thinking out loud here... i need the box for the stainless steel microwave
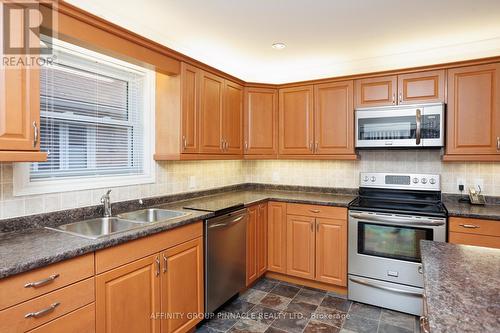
[355,103,444,148]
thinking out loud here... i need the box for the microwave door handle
[416,109,422,145]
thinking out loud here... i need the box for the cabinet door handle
[25,302,60,318]
[309,142,313,152]
[315,142,319,153]
[182,136,187,149]
[155,256,160,277]
[392,93,396,105]
[24,273,59,288]
[33,121,39,148]
[244,141,248,151]
[163,254,168,273]
[220,139,224,151]
[497,137,500,151]
[459,224,479,229]
[398,92,402,103]
[309,209,320,213]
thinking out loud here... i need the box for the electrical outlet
[272,171,280,182]
[188,176,197,190]
[457,178,465,191]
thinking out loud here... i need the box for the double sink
[47,208,191,239]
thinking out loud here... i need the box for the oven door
[355,103,444,148]
[348,210,446,287]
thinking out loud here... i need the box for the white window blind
[31,39,149,181]
[13,38,155,196]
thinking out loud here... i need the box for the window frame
[13,39,156,196]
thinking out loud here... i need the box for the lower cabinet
[96,234,204,333]
[267,202,287,273]
[449,217,500,249]
[27,303,95,333]
[281,203,348,287]
[247,203,268,286]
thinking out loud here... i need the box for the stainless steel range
[348,173,447,316]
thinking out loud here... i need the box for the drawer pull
[25,302,60,318]
[459,224,479,229]
[24,274,60,288]
[309,209,320,213]
[419,316,430,333]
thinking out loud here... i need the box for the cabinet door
[0,64,39,151]
[279,86,314,155]
[446,63,500,156]
[244,88,278,155]
[161,238,204,333]
[397,70,445,105]
[199,71,224,153]
[314,81,354,155]
[354,75,397,108]
[257,203,268,277]
[223,80,243,154]
[246,205,258,286]
[96,254,160,333]
[267,202,287,273]
[180,63,199,153]
[315,217,347,286]
[286,215,315,280]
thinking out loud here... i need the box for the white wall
[1,151,499,219]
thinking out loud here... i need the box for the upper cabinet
[279,81,356,158]
[244,87,278,156]
[279,86,314,155]
[199,71,225,154]
[444,63,500,161]
[354,70,445,108]
[0,63,46,161]
[223,80,244,154]
[180,63,200,153]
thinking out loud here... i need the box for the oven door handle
[349,212,445,226]
[349,277,423,297]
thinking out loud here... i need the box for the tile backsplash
[1,150,499,219]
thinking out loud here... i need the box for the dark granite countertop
[421,240,500,333]
[443,195,500,221]
[0,188,355,279]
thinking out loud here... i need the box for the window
[14,38,155,195]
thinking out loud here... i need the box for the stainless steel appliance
[348,173,447,315]
[184,201,247,314]
[355,103,444,148]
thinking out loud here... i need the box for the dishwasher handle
[208,215,246,229]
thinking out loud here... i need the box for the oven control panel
[360,172,440,191]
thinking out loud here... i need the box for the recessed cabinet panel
[314,81,354,154]
[446,63,500,156]
[199,72,224,153]
[398,70,445,104]
[355,76,397,108]
[244,88,277,155]
[279,86,314,155]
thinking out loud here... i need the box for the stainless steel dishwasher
[204,208,247,313]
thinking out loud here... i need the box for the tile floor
[197,278,420,333]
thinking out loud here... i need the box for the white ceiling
[66,0,500,84]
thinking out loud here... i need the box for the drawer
[95,221,202,273]
[0,277,94,333]
[0,253,94,310]
[27,303,95,333]
[449,217,500,237]
[449,232,500,249]
[287,203,347,219]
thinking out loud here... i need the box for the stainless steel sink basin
[46,217,143,239]
[117,208,190,224]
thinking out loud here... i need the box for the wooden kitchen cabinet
[279,86,314,155]
[199,71,225,154]
[314,81,355,155]
[96,254,161,333]
[286,215,316,280]
[247,203,268,285]
[267,202,287,273]
[223,80,244,154]
[444,63,500,161]
[355,75,397,108]
[161,238,204,333]
[257,203,268,277]
[397,70,445,105]
[246,205,258,285]
[315,217,347,286]
[244,87,278,156]
[180,63,200,153]
[26,303,95,333]
[449,217,500,249]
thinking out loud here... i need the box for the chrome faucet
[101,190,112,217]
